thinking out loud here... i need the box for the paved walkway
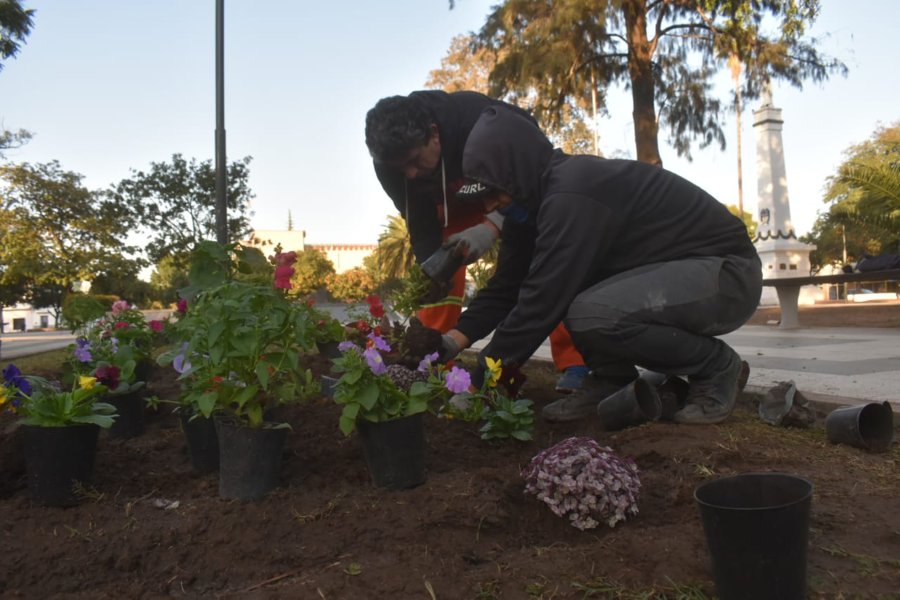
[472,325,899,410]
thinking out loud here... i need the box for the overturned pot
[596,378,661,431]
[825,401,894,453]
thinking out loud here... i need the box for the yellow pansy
[79,375,98,390]
[0,384,8,407]
[485,357,502,388]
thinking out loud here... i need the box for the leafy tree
[0,161,139,320]
[470,0,846,165]
[427,34,597,154]
[0,128,32,158]
[89,270,153,308]
[326,268,377,303]
[109,153,254,265]
[371,214,415,281]
[803,123,900,268]
[0,0,34,72]
[149,254,190,306]
[290,248,335,297]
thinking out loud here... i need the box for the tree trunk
[623,0,662,167]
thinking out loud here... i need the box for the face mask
[498,201,529,224]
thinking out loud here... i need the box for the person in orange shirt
[365,91,588,392]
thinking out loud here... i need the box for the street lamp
[215,0,228,245]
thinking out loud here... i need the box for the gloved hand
[438,333,462,363]
[443,222,499,265]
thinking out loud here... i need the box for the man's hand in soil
[443,213,502,265]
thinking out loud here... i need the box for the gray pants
[564,254,762,380]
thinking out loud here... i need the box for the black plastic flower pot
[180,411,219,474]
[357,413,426,490]
[824,401,894,453]
[216,418,288,501]
[596,378,661,431]
[694,472,813,600]
[22,424,100,507]
[107,392,145,439]
[320,375,339,399]
[316,341,342,359]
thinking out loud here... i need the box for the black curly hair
[365,95,434,164]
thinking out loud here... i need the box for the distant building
[1,304,58,332]
[245,229,376,274]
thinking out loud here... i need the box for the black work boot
[542,375,633,422]
[673,347,743,425]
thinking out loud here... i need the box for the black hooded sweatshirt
[372,90,536,261]
[455,106,758,367]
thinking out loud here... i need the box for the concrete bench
[762,269,900,329]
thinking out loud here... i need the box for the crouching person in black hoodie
[440,106,762,425]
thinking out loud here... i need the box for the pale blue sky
[1,1,897,247]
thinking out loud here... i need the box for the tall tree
[0,161,140,320]
[804,123,900,267]
[371,214,415,281]
[471,0,846,165]
[109,153,254,265]
[290,248,335,297]
[0,0,34,72]
[427,34,598,154]
[149,254,190,306]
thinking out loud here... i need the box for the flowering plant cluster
[158,242,320,428]
[1,364,116,428]
[66,302,152,396]
[440,357,534,441]
[522,437,640,531]
[331,333,430,435]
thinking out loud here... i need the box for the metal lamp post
[215,0,227,245]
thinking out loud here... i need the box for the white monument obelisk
[752,85,816,307]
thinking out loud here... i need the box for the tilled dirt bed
[1,353,897,599]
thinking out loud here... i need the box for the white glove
[444,222,499,264]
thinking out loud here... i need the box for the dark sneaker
[673,349,743,425]
[554,365,590,393]
[737,360,750,391]
[542,376,630,422]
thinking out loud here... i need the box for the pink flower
[149,320,164,332]
[176,298,188,314]
[274,265,294,289]
[114,321,129,330]
[111,300,130,316]
[273,251,297,267]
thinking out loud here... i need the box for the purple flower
[76,337,90,349]
[417,352,439,373]
[2,363,32,397]
[444,366,471,394]
[363,347,387,375]
[366,332,391,353]
[173,343,192,374]
[74,345,93,363]
[338,341,360,354]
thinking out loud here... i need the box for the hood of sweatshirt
[461,106,555,213]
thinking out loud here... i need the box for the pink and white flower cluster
[522,436,640,530]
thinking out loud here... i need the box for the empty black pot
[695,472,813,600]
[357,413,426,490]
[596,378,661,431]
[824,402,894,453]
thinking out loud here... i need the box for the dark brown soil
[0,304,898,598]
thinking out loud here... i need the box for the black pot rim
[694,471,813,511]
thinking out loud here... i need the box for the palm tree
[373,215,415,281]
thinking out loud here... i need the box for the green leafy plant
[334,332,431,435]
[2,364,116,428]
[158,242,320,428]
